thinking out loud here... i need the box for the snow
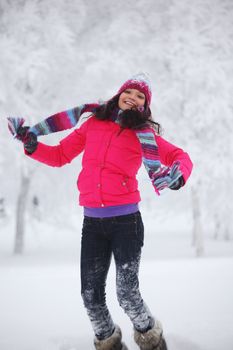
[1,216,233,350]
[1,254,233,350]
[0,0,233,349]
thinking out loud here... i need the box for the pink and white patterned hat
[117,72,152,107]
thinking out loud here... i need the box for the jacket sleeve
[155,134,193,183]
[25,118,91,167]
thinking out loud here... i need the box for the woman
[9,73,193,350]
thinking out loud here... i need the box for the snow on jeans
[80,211,154,340]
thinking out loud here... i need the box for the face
[118,88,146,111]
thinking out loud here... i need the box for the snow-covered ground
[1,216,233,350]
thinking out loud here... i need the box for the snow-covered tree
[0,0,78,253]
[0,0,232,256]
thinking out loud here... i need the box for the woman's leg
[80,216,115,340]
[111,212,167,350]
[111,212,155,332]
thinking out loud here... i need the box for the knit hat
[117,72,152,107]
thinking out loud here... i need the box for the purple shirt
[84,203,139,218]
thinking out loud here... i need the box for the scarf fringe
[7,117,25,138]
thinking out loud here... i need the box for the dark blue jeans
[80,211,154,340]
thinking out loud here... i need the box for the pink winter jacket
[26,116,193,207]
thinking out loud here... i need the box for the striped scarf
[7,103,182,195]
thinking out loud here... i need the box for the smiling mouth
[124,100,137,108]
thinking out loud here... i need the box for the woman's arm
[25,118,91,167]
[155,135,193,184]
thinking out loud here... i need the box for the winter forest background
[0,0,233,350]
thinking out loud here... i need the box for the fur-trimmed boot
[134,320,168,350]
[94,325,128,350]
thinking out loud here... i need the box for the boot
[134,320,168,350]
[94,325,128,350]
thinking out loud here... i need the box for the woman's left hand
[153,162,183,191]
[169,175,184,190]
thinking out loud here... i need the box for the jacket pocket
[122,176,138,193]
[101,174,138,195]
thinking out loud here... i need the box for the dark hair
[94,94,162,134]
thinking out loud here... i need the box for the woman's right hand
[16,126,30,142]
[17,126,38,154]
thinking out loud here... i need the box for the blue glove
[24,132,38,154]
[153,162,183,191]
[7,117,38,154]
[16,125,38,154]
[169,175,184,190]
[16,125,30,142]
